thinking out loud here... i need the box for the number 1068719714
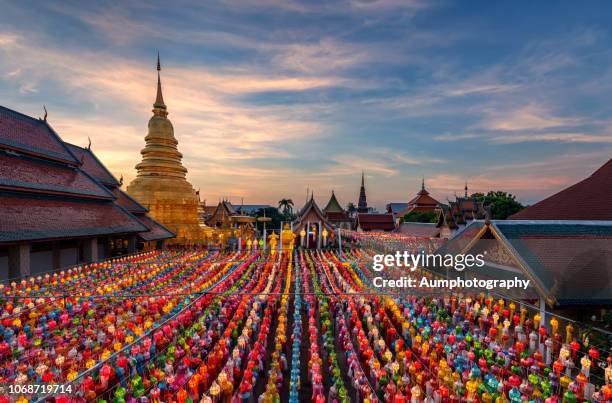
[5,384,74,396]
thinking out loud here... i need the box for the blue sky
[1,0,612,210]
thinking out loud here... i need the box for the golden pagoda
[127,55,205,245]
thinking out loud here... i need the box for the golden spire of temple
[126,54,204,245]
[153,52,167,116]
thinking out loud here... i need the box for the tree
[400,210,438,223]
[346,202,357,217]
[471,191,524,220]
[278,198,295,220]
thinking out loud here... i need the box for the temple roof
[295,195,334,230]
[398,222,440,237]
[433,220,612,306]
[510,159,612,220]
[0,104,166,245]
[0,105,79,164]
[357,213,395,231]
[112,188,148,214]
[0,193,147,244]
[323,191,344,213]
[137,214,175,241]
[358,172,368,212]
[0,152,114,199]
[326,211,350,221]
[64,142,120,187]
[407,180,440,207]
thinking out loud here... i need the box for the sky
[1,0,612,211]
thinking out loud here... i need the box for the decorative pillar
[317,221,322,249]
[306,221,310,249]
[539,298,546,332]
[263,225,267,251]
[83,238,98,263]
[8,244,30,279]
[338,228,342,254]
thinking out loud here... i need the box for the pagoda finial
[464,181,468,198]
[421,176,425,191]
[153,52,167,115]
[361,171,365,187]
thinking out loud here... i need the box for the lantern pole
[279,221,283,254]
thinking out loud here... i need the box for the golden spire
[153,52,167,116]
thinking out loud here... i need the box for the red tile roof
[398,222,440,237]
[326,211,350,221]
[64,143,119,186]
[357,213,396,231]
[0,153,113,199]
[510,159,612,220]
[137,214,175,241]
[0,106,78,164]
[0,194,147,244]
[112,188,148,213]
[407,187,440,206]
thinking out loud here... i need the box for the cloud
[481,104,581,131]
[491,132,612,144]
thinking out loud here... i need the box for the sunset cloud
[1,1,611,208]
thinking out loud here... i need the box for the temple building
[127,56,205,245]
[293,194,335,248]
[356,213,396,232]
[323,191,352,229]
[436,184,488,239]
[0,105,173,279]
[357,172,369,213]
[431,219,612,319]
[394,178,441,221]
[205,200,256,248]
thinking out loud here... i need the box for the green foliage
[277,198,295,219]
[470,191,524,220]
[346,202,357,217]
[400,210,438,223]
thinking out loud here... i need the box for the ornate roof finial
[361,170,365,187]
[421,176,425,191]
[464,180,468,198]
[43,105,48,121]
[87,136,91,150]
[153,52,167,115]
[119,174,123,187]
